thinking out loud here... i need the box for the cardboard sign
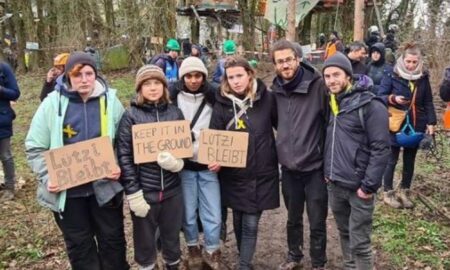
[197,129,249,168]
[44,136,118,191]
[132,120,193,164]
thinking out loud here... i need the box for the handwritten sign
[44,136,117,191]
[197,129,249,168]
[132,120,193,164]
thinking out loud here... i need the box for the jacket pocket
[354,147,370,179]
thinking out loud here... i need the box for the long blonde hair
[220,56,256,100]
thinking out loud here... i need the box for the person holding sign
[116,65,186,270]
[25,52,129,270]
[169,56,223,269]
[209,56,279,270]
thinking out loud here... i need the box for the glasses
[275,56,296,66]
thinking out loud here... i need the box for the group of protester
[0,33,438,270]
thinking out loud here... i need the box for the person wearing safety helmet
[212,39,237,88]
[150,38,181,85]
[365,25,382,48]
[40,53,69,101]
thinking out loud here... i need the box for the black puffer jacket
[324,76,390,194]
[210,79,279,213]
[117,99,184,203]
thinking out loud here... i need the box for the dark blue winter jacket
[0,62,20,139]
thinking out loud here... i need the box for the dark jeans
[328,183,375,270]
[281,169,328,267]
[0,138,15,190]
[54,195,129,270]
[383,146,418,191]
[232,210,262,270]
[132,192,183,267]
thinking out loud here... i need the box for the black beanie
[322,52,353,76]
[64,51,97,83]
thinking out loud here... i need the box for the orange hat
[53,53,70,67]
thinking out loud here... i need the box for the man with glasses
[270,40,329,270]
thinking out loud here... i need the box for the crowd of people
[0,31,445,270]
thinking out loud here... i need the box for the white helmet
[369,25,379,33]
[388,24,399,32]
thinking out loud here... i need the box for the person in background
[378,43,437,209]
[190,44,208,66]
[40,53,70,101]
[365,25,382,49]
[271,40,328,270]
[324,31,345,60]
[169,57,222,269]
[210,56,279,270]
[25,52,129,270]
[150,39,181,86]
[440,66,450,102]
[323,52,390,270]
[367,42,393,94]
[117,65,186,270]
[347,41,368,75]
[212,39,237,88]
[0,61,20,201]
[318,33,327,50]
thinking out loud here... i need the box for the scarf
[276,67,304,92]
[394,55,423,81]
[224,79,257,129]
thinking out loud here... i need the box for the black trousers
[281,169,328,267]
[132,192,183,267]
[383,146,418,191]
[54,194,129,270]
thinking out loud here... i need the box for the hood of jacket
[369,42,386,66]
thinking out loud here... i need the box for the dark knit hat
[179,56,208,79]
[135,65,167,91]
[322,52,353,76]
[64,51,97,83]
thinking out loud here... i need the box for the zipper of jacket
[156,104,164,202]
[330,114,337,180]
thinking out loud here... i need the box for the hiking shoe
[203,249,222,270]
[187,245,203,269]
[279,261,300,270]
[383,190,401,209]
[397,189,414,209]
[0,190,14,201]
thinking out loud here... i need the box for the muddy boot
[187,245,203,269]
[383,190,402,209]
[397,189,414,209]
[203,249,223,270]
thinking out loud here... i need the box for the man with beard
[322,52,390,269]
[270,40,329,270]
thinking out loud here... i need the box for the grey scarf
[394,55,423,81]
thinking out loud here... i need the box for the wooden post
[286,0,296,41]
[353,0,365,41]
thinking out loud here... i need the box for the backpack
[147,53,165,65]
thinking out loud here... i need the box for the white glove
[126,190,150,218]
[157,151,184,172]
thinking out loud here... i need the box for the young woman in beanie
[169,56,222,269]
[116,65,186,270]
[25,51,130,270]
[378,43,437,209]
[209,56,279,270]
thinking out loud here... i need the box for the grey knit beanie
[64,51,97,84]
[179,56,208,79]
[322,52,353,76]
[135,65,167,91]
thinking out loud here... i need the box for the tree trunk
[239,0,257,51]
[286,0,296,41]
[354,0,365,41]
